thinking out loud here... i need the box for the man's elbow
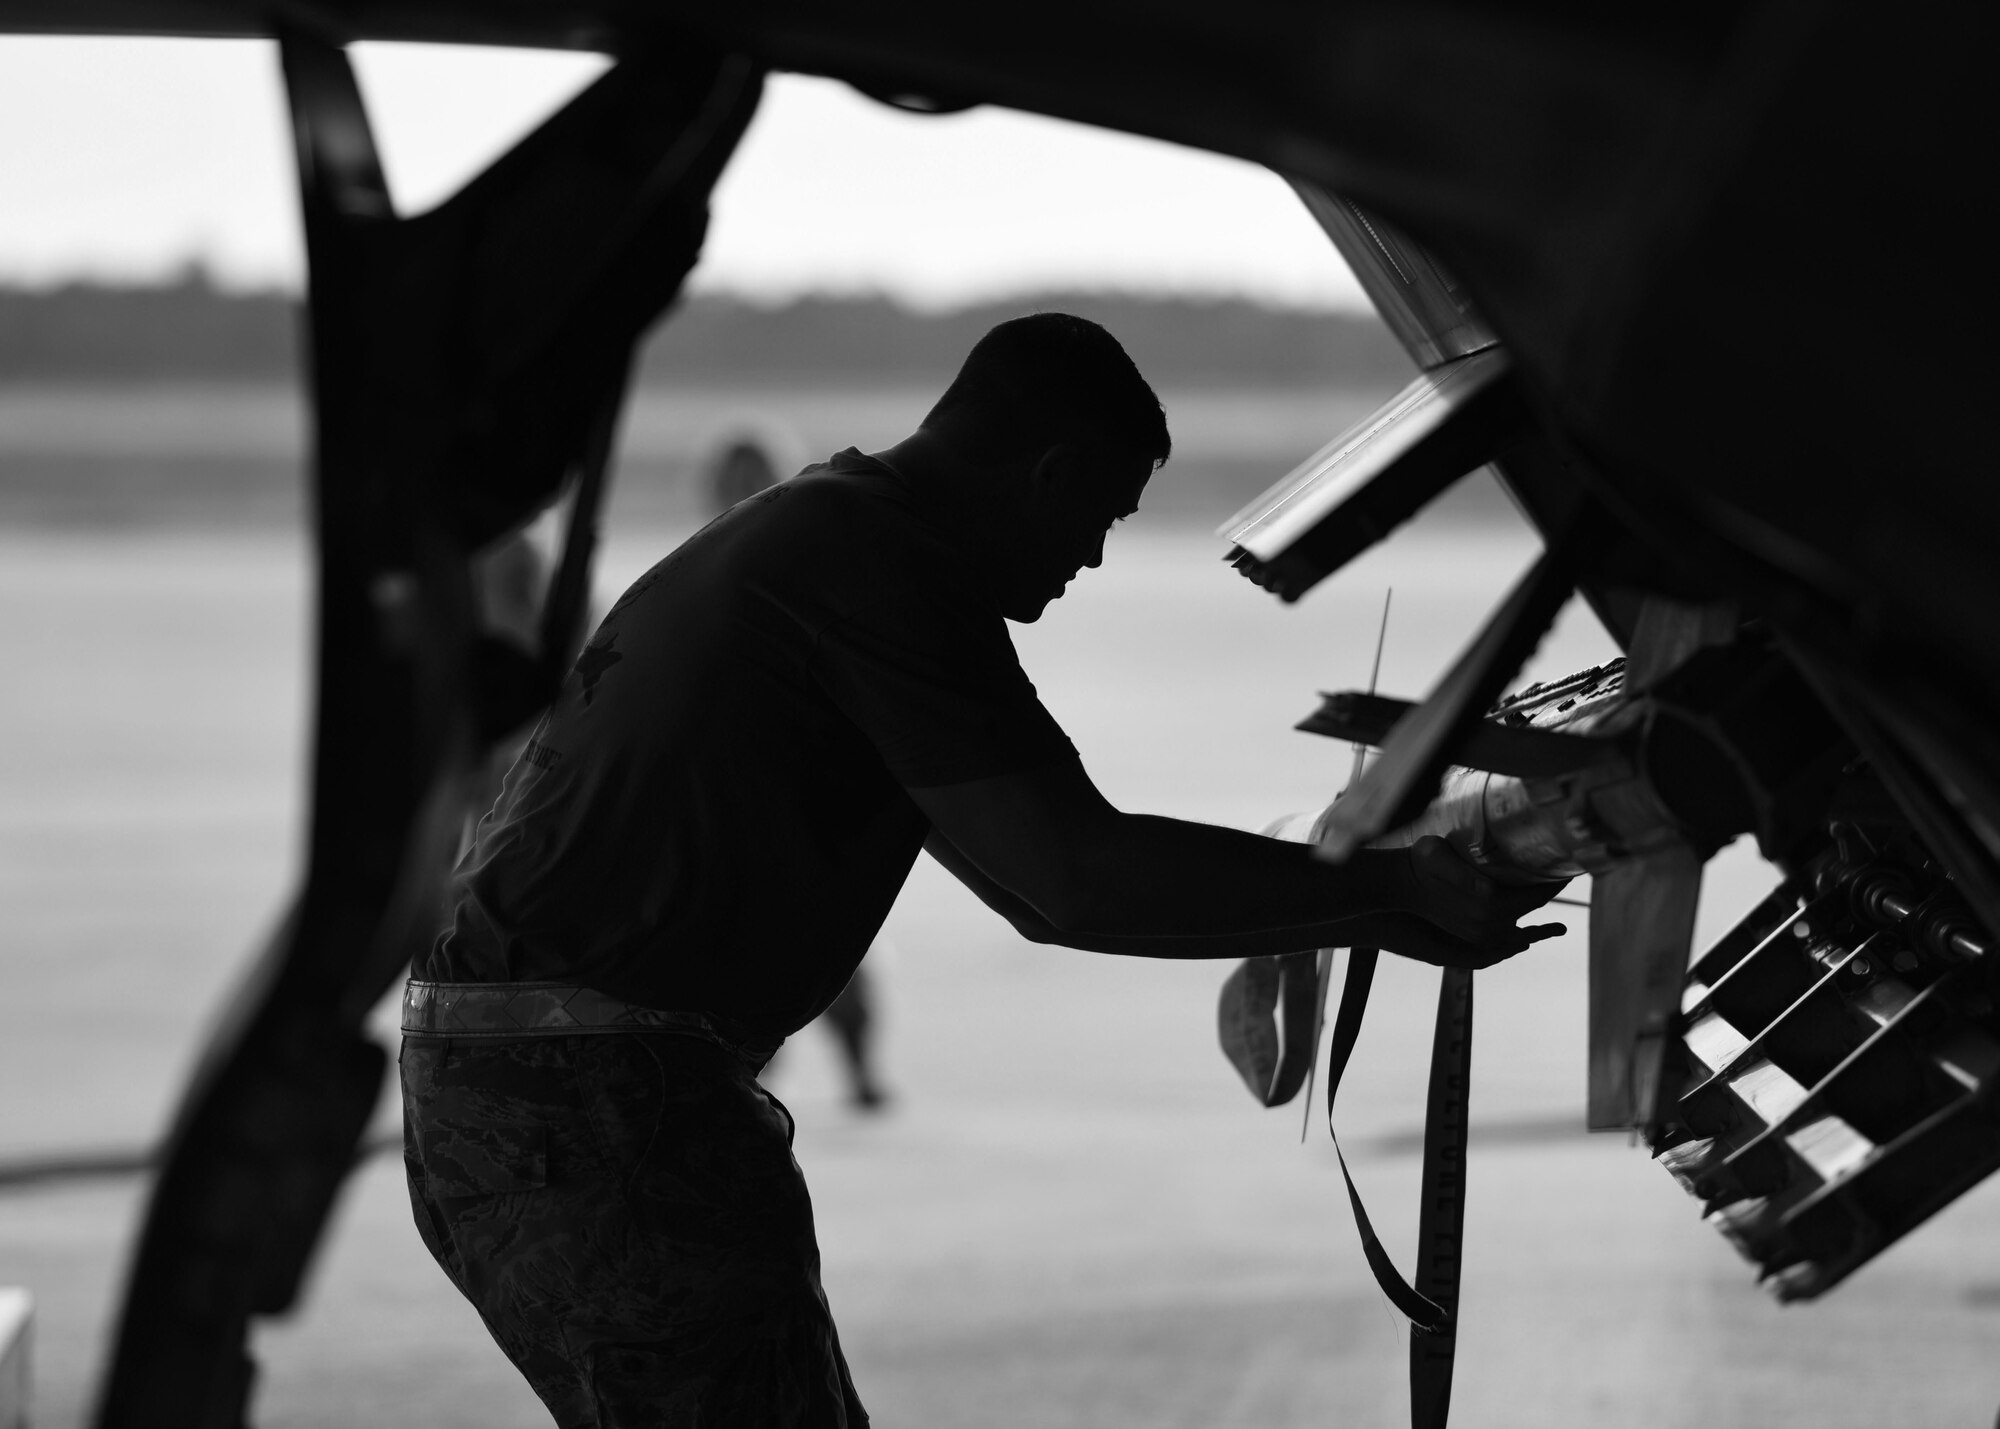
[1007,912,1062,946]
[1021,875,1114,940]
[965,815,1126,938]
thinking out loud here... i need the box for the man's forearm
[926,822,1555,968]
[933,807,1402,942]
[926,825,1380,958]
[1032,918,1395,960]
[914,761,1563,966]
[1051,812,1401,939]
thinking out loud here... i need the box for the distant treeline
[0,276,298,382]
[0,273,1410,388]
[650,292,1412,388]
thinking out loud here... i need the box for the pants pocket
[402,1037,559,1197]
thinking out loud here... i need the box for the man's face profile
[996,444,1150,623]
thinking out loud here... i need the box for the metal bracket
[1316,545,1578,861]
[1220,345,1524,602]
[1285,180,1496,372]
[1297,690,1626,779]
[1588,842,1704,1129]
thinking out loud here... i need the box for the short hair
[923,313,1171,470]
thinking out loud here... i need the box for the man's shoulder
[737,455,935,568]
[771,451,906,518]
[635,451,974,636]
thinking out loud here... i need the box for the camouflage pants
[401,1031,868,1427]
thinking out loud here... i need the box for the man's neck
[867,430,1012,582]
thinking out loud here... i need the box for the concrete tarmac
[4,515,1998,1426]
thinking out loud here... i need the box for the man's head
[915,313,1171,622]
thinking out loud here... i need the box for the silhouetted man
[702,432,893,1112]
[400,313,1561,1427]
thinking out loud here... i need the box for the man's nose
[1084,533,1106,569]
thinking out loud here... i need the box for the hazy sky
[0,36,1369,309]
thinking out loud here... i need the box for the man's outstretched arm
[921,827,1515,966]
[909,757,1565,969]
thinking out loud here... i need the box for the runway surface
[4,512,1997,1427]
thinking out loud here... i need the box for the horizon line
[0,263,1379,317]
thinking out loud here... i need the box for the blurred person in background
[400,313,1564,1427]
[705,433,894,1114]
[707,433,780,512]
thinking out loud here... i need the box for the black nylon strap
[1409,966,1473,1429]
[1321,949,1473,1426]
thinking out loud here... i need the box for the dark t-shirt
[425,450,1077,1036]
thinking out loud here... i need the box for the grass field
[3,392,1999,1427]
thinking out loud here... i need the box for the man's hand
[1369,835,1569,969]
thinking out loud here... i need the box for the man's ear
[1027,443,1081,498]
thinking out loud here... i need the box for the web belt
[1322,949,1474,1429]
[399,979,784,1065]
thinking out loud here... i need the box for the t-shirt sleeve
[812,591,1077,788]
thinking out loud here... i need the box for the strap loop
[1319,949,1474,1426]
